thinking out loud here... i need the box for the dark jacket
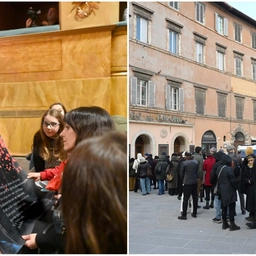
[129,161,136,177]
[217,154,237,207]
[155,155,168,180]
[210,151,225,186]
[138,160,151,178]
[166,155,178,189]
[180,157,198,185]
[241,154,256,211]
[193,152,204,180]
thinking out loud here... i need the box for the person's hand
[42,21,49,26]
[22,234,38,249]
[27,172,41,181]
[54,194,62,200]
[26,18,32,28]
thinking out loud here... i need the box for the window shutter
[148,81,155,107]
[224,18,228,36]
[166,85,170,110]
[215,13,218,31]
[179,88,184,111]
[131,77,137,105]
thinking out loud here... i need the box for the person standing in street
[155,155,168,195]
[137,157,151,195]
[178,152,198,220]
[215,154,240,231]
[202,152,216,209]
[226,144,245,215]
[242,153,256,229]
[193,146,204,208]
[133,153,142,192]
[210,150,225,223]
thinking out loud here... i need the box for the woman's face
[42,115,60,138]
[50,104,65,116]
[60,123,77,153]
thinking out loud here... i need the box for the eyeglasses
[42,121,60,129]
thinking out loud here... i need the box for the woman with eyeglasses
[28,103,67,172]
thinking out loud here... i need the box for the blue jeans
[214,195,222,219]
[140,177,150,195]
[158,179,165,194]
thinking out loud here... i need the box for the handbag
[146,167,152,177]
[166,173,173,181]
[213,165,226,195]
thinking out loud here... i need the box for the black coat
[242,154,256,212]
[138,161,151,178]
[216,154,237,207]
[210,151,225,187]
[155,155,168,180]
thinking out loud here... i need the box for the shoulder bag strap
[217,165,226,180]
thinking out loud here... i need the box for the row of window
[130,76,256,121]
[133,2,256,80]
[169,2,256,47]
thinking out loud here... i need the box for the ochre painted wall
[0,20,127,155]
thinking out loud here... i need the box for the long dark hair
[64,106,115,146]
[62,132,127,254]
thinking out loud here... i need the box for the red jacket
[40,160,67,191]
[40,160,67,181]
[203,155,215,186]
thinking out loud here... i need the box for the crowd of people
[0,103,127,254]
[129,144,256,231]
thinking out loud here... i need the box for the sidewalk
[129,188,256,254]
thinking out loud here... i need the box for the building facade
[129,1,256,158]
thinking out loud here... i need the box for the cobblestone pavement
[129,188,256,254]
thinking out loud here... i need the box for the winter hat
[145,153,149,157]
[246,147,254,156]
[226,144,234,152]
[247,154,255,160]
[210,147,216,153]
[139,157,146,162]
[137,153,142,160]
[185,152,192,157]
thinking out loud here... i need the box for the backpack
[156,164,162,173]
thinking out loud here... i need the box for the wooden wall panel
[111,26,127,74]
[111,76,127,116]
[0,40,62,74]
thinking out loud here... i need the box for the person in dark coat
[166,153,178,196]
[151,156,159,189]
[129,158,136,191]
[178,152,198,220]
[145,153,154,186]
[155,155,168,195]
[242,154,256,228]
[210,150,225,223]
[177,152,186,200]
[215,154,240,231]
[137,157,151,195]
